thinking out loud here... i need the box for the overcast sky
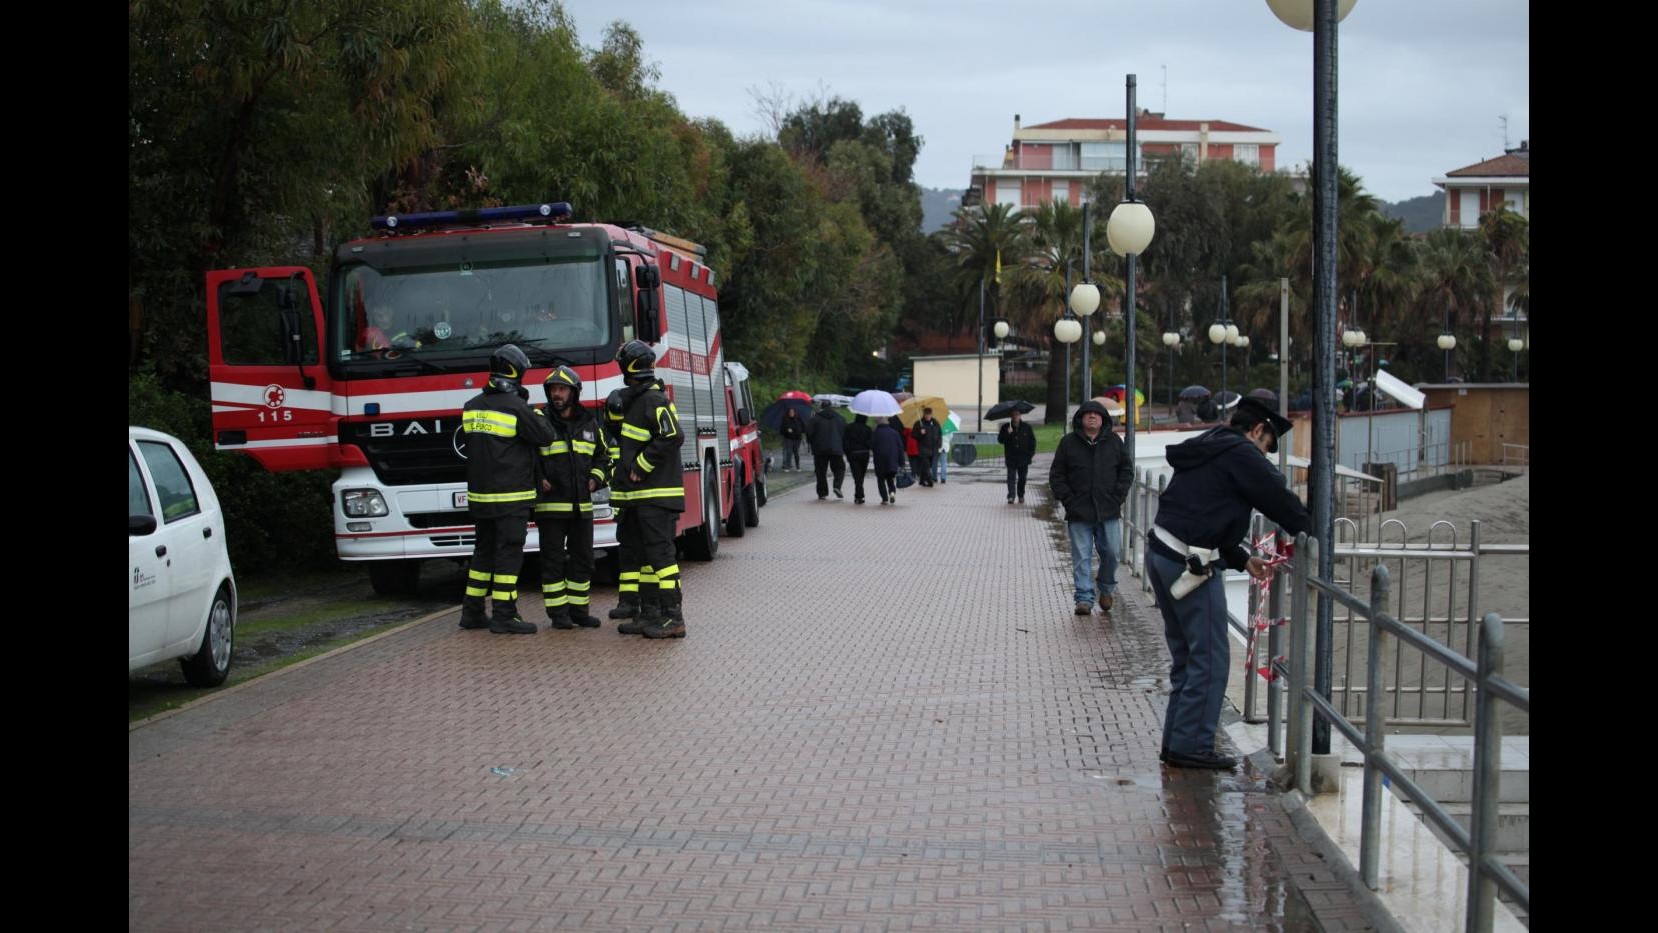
[553,0,1529,205]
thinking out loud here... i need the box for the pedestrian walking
[998,409,1037,503]
[779,407,805,471]
[911,408,942,486]
[1048,399,1132,618]
[843,412,873,504]
[458,345,557,635]
[533,365,611,630]
[871,416,906,505]
[805,400,847,500]
[609,340,689,639]
[1146,397,1311,770]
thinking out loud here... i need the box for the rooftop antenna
[1499,114,1510,151]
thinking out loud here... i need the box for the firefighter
[533,365,611,629]
[603,387,657,625]
[609,340,688,639]
[458,345,557,634]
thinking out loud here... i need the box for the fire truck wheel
[725,466,747,538]
[743,469,760,527]
[366,559,422,597]
[681,455,720,562]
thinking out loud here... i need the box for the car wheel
[681,456,720,561]
[180,583,234,687]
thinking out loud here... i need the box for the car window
[128,449,154,519]
[137,440,201,523]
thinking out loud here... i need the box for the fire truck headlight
[342,489,389,518]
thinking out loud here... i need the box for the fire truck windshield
[333,255,611,371]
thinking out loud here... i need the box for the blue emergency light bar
[370,202,573,232]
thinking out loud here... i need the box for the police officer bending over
[459,345,558,634]
[1146,396,1310,769]
[609,340,689,639]
[533,365,611,630]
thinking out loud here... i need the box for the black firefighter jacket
[534,404,611,517]
[463,385,558,519]
[612,380,685,512]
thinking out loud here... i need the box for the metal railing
[1500,444,1529,473]
[1278,545,1529,931]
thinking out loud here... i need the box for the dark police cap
[1235,396,1294,453]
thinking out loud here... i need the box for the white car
[129,426,237,686]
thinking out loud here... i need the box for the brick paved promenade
[129,455,1383,931]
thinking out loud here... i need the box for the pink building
[967,112,1284,208]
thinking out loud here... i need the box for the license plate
[453,491,468,508]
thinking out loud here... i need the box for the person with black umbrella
[997,408,1037,504]
[1145,396,1311,770]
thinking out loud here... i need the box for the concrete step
[1393,762,1530,804]
[1409,800,1529,854]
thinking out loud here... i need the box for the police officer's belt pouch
[1155,526,1220,601]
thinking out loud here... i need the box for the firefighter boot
[458,597,489,630]
[488,599,537,635]
[607,593,640,619]
[642,592,686,639]
[570,606,603,628]
[618,598,661,635]
[545,605,575,630]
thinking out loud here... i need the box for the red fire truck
[204,202,767,594]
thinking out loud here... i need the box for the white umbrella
[849,389,902,417]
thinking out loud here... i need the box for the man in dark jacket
[843,413,874,504]
[533,365,611,630]
[871,416,906,505]
[911,408,943,486]
[1147,396,1311,770]
[804,401,847,500]
[997,408,1038,504]
[1048,399,1132,617]
[779,407,805,471]
[459,345,558,634]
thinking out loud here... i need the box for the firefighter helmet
[488,344,531,393]
[616,339,656,382]
[605,387,628,422]
[543,365,583,403]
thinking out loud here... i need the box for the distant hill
[1381,192,1445,235]
[921,187,962,233]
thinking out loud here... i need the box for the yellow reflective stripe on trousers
[470,489,536,503]
[462,409,519,437]
[535,502,576,513]
[466,568,490,597]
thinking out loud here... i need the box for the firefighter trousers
[465,510,530,621]
[535,512,595,615]
[621,504,682,617]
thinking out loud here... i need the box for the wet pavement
[129,455,1384,931]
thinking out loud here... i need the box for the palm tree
[1477,206,1529,381]
[936,200,1030,357]
[1411,227,1490,380]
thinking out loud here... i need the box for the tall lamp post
[1073,201,1101,401]
[1162,330,1181,415]
[1106,73,1156,461]
[1208,280,1238,408]
[1267,0,1356,761]
[1054,313,1082,415]
[1507,334,1524,381]
[976,274,987,430]
[1438,308,1456,381]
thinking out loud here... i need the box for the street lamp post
[977,274,987,430]
[1163,330,1181,416]
[1054,313,1082,415]
[1075,202,1100,401]
[1267,0,1357,759]
[1437,308,1457,381]
[1507,333,1524,381]
[1106,74,1156,461]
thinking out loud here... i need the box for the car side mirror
[130,514,158,536]
[736,406,752,426]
